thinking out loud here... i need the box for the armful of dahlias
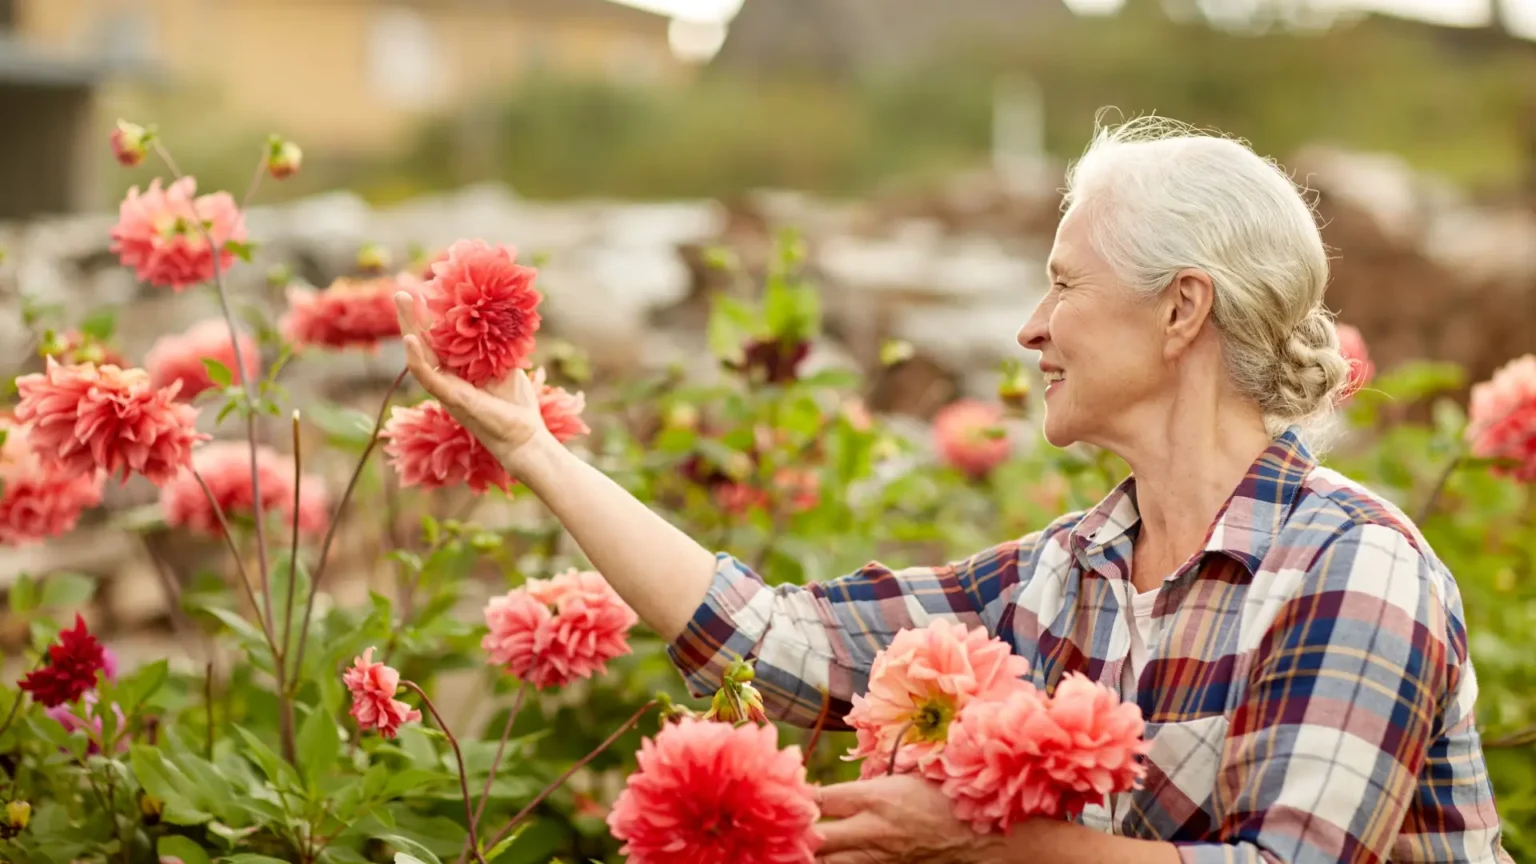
[395,292,718,641]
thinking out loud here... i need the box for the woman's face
[1017,206,1169,450]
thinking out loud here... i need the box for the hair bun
[1264,310,1350,421]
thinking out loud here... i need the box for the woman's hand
[392,290,552,472]
[813,774,1006,864]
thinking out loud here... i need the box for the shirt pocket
[1117,713,1231,841]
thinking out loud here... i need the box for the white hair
[1061,113,1350,445]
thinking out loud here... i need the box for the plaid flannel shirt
[667,428,1509,864]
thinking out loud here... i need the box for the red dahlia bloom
[18,615,107,708]
[422,239,542,386]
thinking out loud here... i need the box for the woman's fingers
[402,335,478,415]
[394,291,441,367]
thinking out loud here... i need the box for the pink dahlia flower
[144,318,261,401]
[531,367,589,443]
[607,717,821,864]
[422,239,542,386]
[932,399,1011,479]
[1034,673,1149,816]
[845,619,1032,780]
[939,686,1058,832]
[1467,354,1536,482]
[0,419,105,546]
[1335,323,1375,401]
[159,441,328,538]
[381,400,511,493]
[45,692,129,755]
[13,358,207,486]
[482,568,637,689]
[110,177,246,291]
[279,276,413,351]
[343,647,421,739]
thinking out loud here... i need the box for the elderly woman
[394,117,1509,864]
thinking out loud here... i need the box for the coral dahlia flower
[13,358,207,486]
[279,276,413,351]
[1467,354,1536,482]
[18,615,108,708]
[531,367,589,443]
[482,568,637,689]
[0,419,105,546]
[382,400,511,493]
[159,441,328,538]
[845,620,1031,780]
[422,239,542,386]
[145,318,260,401]
[932,399,1011,479]
[110,177,246,291]
[606,718,821,864]
[941,674,1147,831]
[1335,323,1375,401]
[343,647,421,739]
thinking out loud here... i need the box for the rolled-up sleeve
[665,540,1031,728]
[1176,521,1494,864]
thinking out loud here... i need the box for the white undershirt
[1124,586,1161,688]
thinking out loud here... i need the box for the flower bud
[266,135,303,180]
[110,120,151,167]
[663,403,700,432]
[997,374,1030,411]
[1,800,29,838]
[356,243,391,276]
[139,790,164,824]
[703,677,768,725]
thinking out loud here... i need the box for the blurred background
[4,2,1536,858]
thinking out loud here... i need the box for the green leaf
[158,836,212,864]
[395,857,430,864]
[377,834,441,864]
[231,726,301,791]
[79,309,116,342]
[297,706,341,790]
[39,572,95,611]
[706,296,760,364]
[9,574,37,615]
[379,767,453,800]
[307,401,378,449]
[202,358,234,388]
[222,856,290,864]
[482,823,531,862]
[224,240,257,263]
[130,745,214,825]
[107,658,167,714]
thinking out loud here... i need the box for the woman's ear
[1163,268,1215,360]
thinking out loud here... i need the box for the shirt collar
[1069,427,1317,573]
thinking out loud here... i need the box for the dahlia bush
[1,121,1535,864]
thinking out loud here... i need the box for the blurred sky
[617,0,1536,37]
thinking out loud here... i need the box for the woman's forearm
[508,432,718,642]
[992,821,1182,864]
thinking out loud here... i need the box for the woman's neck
[1110,405,1274,590]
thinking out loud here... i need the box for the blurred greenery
[120,12,1536,205]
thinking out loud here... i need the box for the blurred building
[11,0,681,157]
[713,0,1071,77]
[0,0,110,220]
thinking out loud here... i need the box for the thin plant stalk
[290,369,407,692]
[402,681,489,864]
[190,469,277,651]
[152,139,274,656]
[276,410,303,762]
[459,682,530,864]
[483,700,658,853]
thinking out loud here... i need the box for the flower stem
[459,682,530,864]
[152,138,275,667]
[483,699,658,853]
[0,657,43,740]
[290,369,407,694]
[886,719,916,777]
[190,468,278,653]
[205,661,216,761]
[276,411,304,763]
[402,681,488,864]
[1415,449,1465,524]
[803,692,831,768]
